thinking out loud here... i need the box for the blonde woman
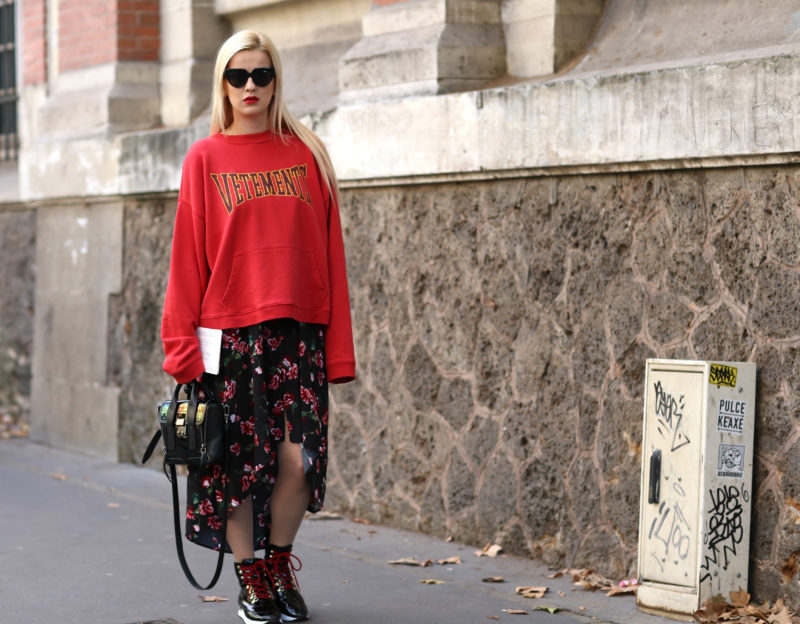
[161,30,356,624]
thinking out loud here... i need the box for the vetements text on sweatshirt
[210,163,312,214]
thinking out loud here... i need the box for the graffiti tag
[700,485,745,583]
[653,381,691,452]
[709,363,737,388]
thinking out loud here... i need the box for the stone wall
[0,206,35,426]
[105,165,799,602]
[321,165,800,603]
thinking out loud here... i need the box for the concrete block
[339,26,442,92]
[30,200,122,461]
[505,16,556,76]
[37,62,160,138]
[501,0,555,22]
[445,0,502,24]
[363,0,445,36]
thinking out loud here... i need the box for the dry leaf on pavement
[388,557,433,567]
[437,556,462,565]
[730,589,751,608]
[482,577,505,583]
[693,593,799,623]
[516,586,548,599]
[502,609,528,615]
[307,511,342,520]
[475,543,504,558]
[419,579,445,585]
[199,595,228,602]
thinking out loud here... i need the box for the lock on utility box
[637,359,756,620]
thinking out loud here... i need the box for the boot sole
[238,607,282,624]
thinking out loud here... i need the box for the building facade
[4,0,800,602]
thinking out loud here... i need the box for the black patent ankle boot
[234,558,282,624]
[263,545,309,622]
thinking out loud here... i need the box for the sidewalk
[0,438,671,624]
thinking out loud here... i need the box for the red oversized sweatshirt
[161,130,356,384]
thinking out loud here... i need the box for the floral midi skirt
[185,318,329,552]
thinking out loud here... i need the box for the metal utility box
[637,359,756,619]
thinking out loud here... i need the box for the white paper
[196,327,222,375]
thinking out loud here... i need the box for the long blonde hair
[210,30,339,197]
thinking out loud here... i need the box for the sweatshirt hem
[199,304,330,331]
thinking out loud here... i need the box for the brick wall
[117,0,159,62]
[57,0,160,73]
[22,0,46,85]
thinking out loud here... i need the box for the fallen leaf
[516,586,548,599]
[606,585,637,596]
[419,579,445,585]
[107,502,120,508]
[558,591,565,597]
[353,517,372,524]
[482,577,505,583]
[199,595,228,602]
[307,511,342,520]
[388,557,432,567]
[536,606,561,614]
[502,609,528,615]
[475,543,503,558]
[730,589,750,608]
[50,472,68,481]
[769,606,796,624]
[445,535,454,543]
[547,570,564,578]
[437,556,462,565]
[487,617,500,621]
[578,607,586,611]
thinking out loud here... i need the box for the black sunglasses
[223,67,276,88]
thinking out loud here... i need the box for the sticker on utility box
[709,363,737,388]
[717,444,745,478]
[717,399,746,434]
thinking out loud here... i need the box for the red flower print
[254,366,263,375]
[243,462,254,473]
[229,442,241,456]
[268,336,283,351]
[297,341,306,357]
[199,499,214,516]
[253,336,264,355]
[215,489,224,503]
[222,379,237,401]
[212,465,223,479]
[240,417,255,435]
[287,363,299,380]
[207,515,222,530]
[268,374,281,390]
[315,351,324,368]
[186,507,195,520]
[201,476,212,488]
[240,475,252,492]
[301,387,316,406]
[270,427,284,440]
[257,513,266,527]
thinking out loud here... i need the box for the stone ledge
[18,52,800,199]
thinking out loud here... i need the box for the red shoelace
[265,552,302,590]
[240,562,274,600]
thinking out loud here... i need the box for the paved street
[0,438,670,624]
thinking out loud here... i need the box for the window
[0,0,17,161]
